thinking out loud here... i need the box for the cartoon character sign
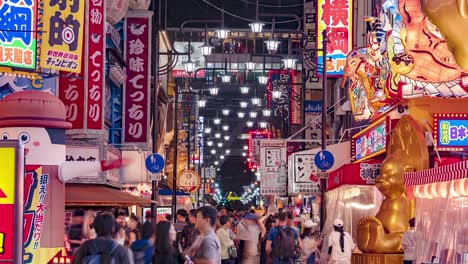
[0,91,124,263]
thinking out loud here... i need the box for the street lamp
[240,86,250,95]
[220,155,225,160]
[184,59,196,74]
[251,97,261,106]
[262,108,272,117]
[211,149,216,154]
[222,109,230,116]
[204,127,212,134]
[222,125,229,131]
[224,135,230,141]
[226,149,231,154]
[209,87,219,96]
[221,74,231,83]
[200,44,213,56]
[265,39,281,53]
[259,121,267,128]
[247,121,254,127]
[207,140,214,147]
[197,97,207,108]
[213,118,221,125]
[249,22,264,33]
[249,111,258,118]
[237,112,245,118]
[215,133,221,138]
[240,101,248,108]
[243,145,248,150]
[257,75,268,85]
[245,61,256,71]
[217,142,223,148]
[214,161,219,165]
[282,58,297,69]
[272,89,282,99]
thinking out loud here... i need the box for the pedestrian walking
[326,219,355,264]
[153,220,178,264]
[266,212,301,264]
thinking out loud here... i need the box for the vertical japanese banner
[304,101,322,149]
[40,0,85,73]
[248,130,272,169]
[317,0,353,76]
[260,140,287,196]
[267,70,296,121]
[85,0,105,130]
[0,0,38,69]
[303,0,320,89]
[124,11,152,146]
[58,73,85,129]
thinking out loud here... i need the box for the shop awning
[66,184,153,207]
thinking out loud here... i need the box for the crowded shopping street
[0,0,468,263]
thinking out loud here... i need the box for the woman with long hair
[260,214,277,264]
[153,220,178,264]
[300,220,320,264]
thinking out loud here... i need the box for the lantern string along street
[4,0,467,261]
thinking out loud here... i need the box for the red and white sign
[177,170,201,193]
[59,74,85,129]
[124,12,151,145]
[85,0,105,130]
[328,159,383,191]
[248,130,272,169]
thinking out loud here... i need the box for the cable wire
[199,0,302,24]
[237,0,303,8]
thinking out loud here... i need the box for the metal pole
[172,83,179,221]
[151,0,160,221]
[320,30,327,231]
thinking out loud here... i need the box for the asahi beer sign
[124,12,151,147]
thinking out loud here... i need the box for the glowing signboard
[317,0,353,76]
[248,130,272,169]
[352,116,389,162]
[0,0,38,69]
[434,114,468,151]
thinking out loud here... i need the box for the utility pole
[320,30,328,231]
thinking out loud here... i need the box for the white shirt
[402,229,415,261]
[328,231,354,263]
[301,236,319,263]
[216,227,235,260]
[238,221,261,256]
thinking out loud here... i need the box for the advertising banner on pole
[85,0,105,130]
[288,150,321,195]
[123,11,152,146]
[40,0,85,73]
[0,0,38,69]
[260,140,287,195]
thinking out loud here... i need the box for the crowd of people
[68,205,360,264]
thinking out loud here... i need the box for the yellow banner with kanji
[40,0,85,73]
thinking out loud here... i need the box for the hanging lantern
[211,149,217,154]
[224,135,230,141]
[204,127,212,134]
[246,121,254,127]
[221,74,231,83]
[209,87,219,96]
[272,89,282,99]
[215,133,221,138]
[237,112,246,118]
[282,58,297,69]
[251,97,261,106]
[262,108,272,117]
[240,86,250,95]
[197,98,207,107]
[258,75,268,85]
[240,101,248,108]
[217,142,223,148]
[249,22,264,33]
[184,59,196,74]
[213,118,221,125]
[222,109,230,116]
[220,155,225,160]
[207,140,214,147]
[200,44,214,56]
[226,149,231,154]
[245,61,256,71]
[259,121,268,128]
[249,111,258,118]
[265,39,281,53]
[222,125,229,131]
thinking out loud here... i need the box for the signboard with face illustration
[124,12,151,146]
[288,151,322,195]
[260,140,287,195]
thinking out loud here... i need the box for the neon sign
[352,116,389,162]
[434,114,468,151]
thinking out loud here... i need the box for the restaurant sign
[352,116,389,162]
[434,114,468,151]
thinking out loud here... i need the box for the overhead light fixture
[243,145,248,150]
[282,57,297,69]
[224,135,230,141]
[207,140,214,146]
[217,142,223,148]
[215,133,221,138]
[237,112,245,118]
[262,108,272,117]
[213,118,221,125]
[209,87,219,96]
[197,98,207,108]
[214,161,219,165]
[251,97,261,106]
[222,109,230,116]
[245,61,256,71]
[258,75,268,85]
[226,149,231,154]
[246,121,254,127]
[249,22,264,33]
[265,39,281,53]
[249,111,258,118]
[216,28,230,39]
[222,125,229,131]
[204,127,212,134]
[211,149,216,154]
[220,155,225,160]
[259,121,267,128]
[242,152,247,157]
[272,89,282,99]
[240,86,250,95]
[221,74,231,83]
[200,43,213,56]
[240,101,248,108]
[184,58,196,74]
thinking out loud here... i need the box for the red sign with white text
[86,0,105,129]
[59,73,85,129]
[124,12,151,144]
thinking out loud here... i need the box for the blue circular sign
[145,154,165,173]
[314,150,335,171]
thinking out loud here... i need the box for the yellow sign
[40,0,85,73]
[227,192,240,201]
[0,147,15,204]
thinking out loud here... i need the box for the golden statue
[420,0,468,70]
[357,115,429,253]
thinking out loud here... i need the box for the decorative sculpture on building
[356,115,429,253]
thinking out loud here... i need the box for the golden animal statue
[420,0,468,71]
[357,115,429,253]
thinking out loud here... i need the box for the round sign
[145,154,165,173]
[177,170,201,193]
[314,150,335,171]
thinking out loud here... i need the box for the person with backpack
[265,212,302,264]
[72,212,131,264]
[130,221,155,264]
[327,219,355,264]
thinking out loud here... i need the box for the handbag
[228,245,238,258]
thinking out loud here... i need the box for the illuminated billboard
[352,116,389,162]
[434,114,468,151]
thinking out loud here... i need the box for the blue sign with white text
[145,154,165,173]
[438,119,468,149]
[314,150,334,171]
[304,101,322,113]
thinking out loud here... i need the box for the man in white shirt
[327,218,355,264]
[238,213,266,263]
[402,218,416,264]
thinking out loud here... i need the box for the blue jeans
[272,257,294,264]
[307,253,316,264]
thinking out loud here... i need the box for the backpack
[272,227,297,259]
[131,242,151,264]
[82,241,119,264]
